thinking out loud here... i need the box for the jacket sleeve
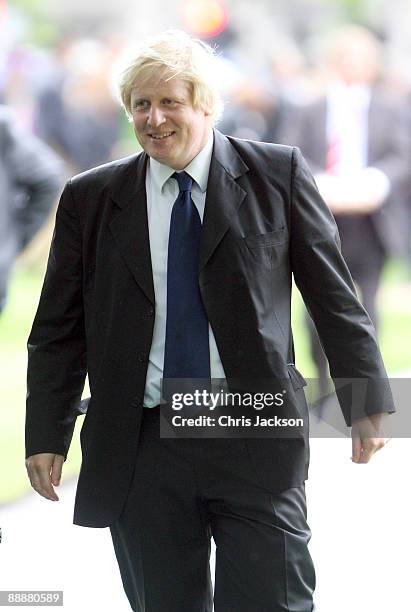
[289,147,395,426]
[25,180,87,459]
[5,113,64,250]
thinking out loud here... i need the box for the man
[0,105,63,313]
[283,25,410,406]
[25,31,394,611]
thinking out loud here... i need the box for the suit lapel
[199,129,248,271]
[109,152,155,304]
[107,130,249,301]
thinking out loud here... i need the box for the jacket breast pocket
[243,227,287,249]
[242,228,288,270]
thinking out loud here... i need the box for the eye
[132,99,150,111]
[162,98,177,106]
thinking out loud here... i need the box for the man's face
[130,72,212,170]
[332,39,378,85]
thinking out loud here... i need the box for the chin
[154,154,174,167]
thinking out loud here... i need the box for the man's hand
[351,412,392,464]
[25,453,65,501]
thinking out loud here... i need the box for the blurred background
[1,1,410,610]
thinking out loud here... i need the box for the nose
[147,105,166,128]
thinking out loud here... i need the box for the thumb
[51,454,64,486]
[351,435,362,463]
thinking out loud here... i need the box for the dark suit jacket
[283,90,411,259]
[25,129,395,527]
[0,106,63,307]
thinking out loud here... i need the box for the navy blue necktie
[163,171,211,381]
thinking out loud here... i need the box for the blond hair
[118,30,224,123]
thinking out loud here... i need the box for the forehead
[130,73,192,100]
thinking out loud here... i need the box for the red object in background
[182,0,229,39]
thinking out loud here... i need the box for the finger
[358,438,386,463]
[51,455,64,486]
[32,468,59,501]
[358,443,374,463]
[27,459,59,501]
[351,436,362,462]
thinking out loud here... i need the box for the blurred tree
[329,0,369,23]
[9,0,58,46]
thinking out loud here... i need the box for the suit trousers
[109,407,316,611]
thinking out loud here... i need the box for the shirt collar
[148,130,214,193]
[328,80,371,109]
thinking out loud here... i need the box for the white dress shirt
[315,81,390,213]
[143,131,226,407]
[326,80,371,174]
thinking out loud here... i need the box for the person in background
[218,74,286,143]
[0,105,63,314]
[285,25,411,407]
[35,38,121,173]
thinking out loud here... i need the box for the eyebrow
[132,96,186,108]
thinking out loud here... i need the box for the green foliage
[327,0,369,24]
[9,0,59,46]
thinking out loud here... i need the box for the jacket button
[147,307,154,317]
[138,352,148,363]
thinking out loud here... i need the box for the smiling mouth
[149,131,175,140]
